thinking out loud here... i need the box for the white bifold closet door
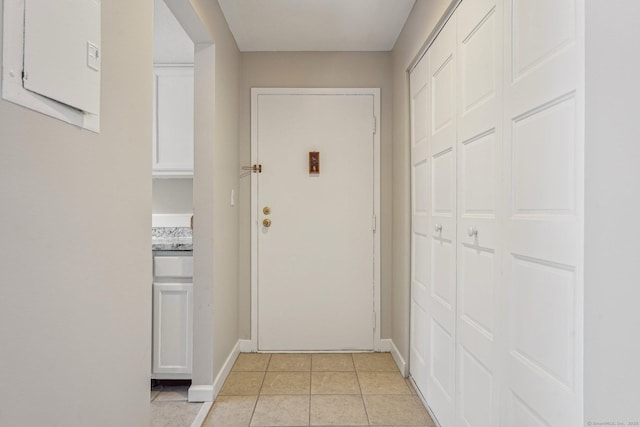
[425,14,458,427]
[409,48,430,394]
[409,0,584,426]
[455,1,503,426]
[502,0,584,425]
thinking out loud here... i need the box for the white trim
[238,339,254,353]
[189,401,213,427]
[381,339,408,376]
[152,214,192,228]
[1,0,100,132]
[372,87,382,353]
[187,385,214,403]
[250,88,382,353]
[213,340,241,397]
[188,339,241,402]
[379,339,392,352]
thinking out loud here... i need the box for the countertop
[152,227,192,251]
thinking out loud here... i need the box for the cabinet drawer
[154,256,193,278]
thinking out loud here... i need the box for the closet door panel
[456,1,503,427]
[459,348,494,427]
[504,0,584,425]
[426,14,457,427]
[459,246,495,338]
[410,55,431,395]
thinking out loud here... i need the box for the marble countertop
[152,227,192,251]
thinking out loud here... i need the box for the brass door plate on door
[309,151,320,174]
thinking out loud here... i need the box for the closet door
[409,54,430,395]
[426,14,457,427]
[503,0,584,425]
[455,1,503,426]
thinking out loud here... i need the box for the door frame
[249,87,382,352]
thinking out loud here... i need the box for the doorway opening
[150,0,216,414]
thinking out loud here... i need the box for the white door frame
[249,87,382,352]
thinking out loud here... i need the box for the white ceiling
[217,0,416,52]
[154,0,194,64]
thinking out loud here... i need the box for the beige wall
[391,0,456,363]
[189,0,241,387]
[0,0,152,425]
[238,52,393,341]
[152,179,193,214]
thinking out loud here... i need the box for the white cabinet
[152,255,193,379]
[152,282,193,378]
[152,66,194,177]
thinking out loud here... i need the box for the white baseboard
[238,339,253,352]
[379,339,392,352]
[212,340,242,398]
[380,339,407,376]
[188,339,242,403]
[189,401,213,427]
[188,385,214,402]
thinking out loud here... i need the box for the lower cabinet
[152,282,193,379]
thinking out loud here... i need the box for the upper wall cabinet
[153,66,194,178]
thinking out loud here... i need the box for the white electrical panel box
[22,0,101,114]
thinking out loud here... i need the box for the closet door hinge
[372,215,377,232]
[372,116,377,134]
[372,311,377,330]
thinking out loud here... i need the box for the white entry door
[251,89,380,352]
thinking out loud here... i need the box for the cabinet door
[152,282,193,377]
[152,66,194,177]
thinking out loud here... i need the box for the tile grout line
[308,358,312,427]
[308,372,312,426]
[248,353,270,427]
[352,354,373,427]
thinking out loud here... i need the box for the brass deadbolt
[263,206,271,215]
[263,218,272,227]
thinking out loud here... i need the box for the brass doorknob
[263,206,271,215]
[263,218,272,227]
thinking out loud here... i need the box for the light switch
[87,42,100,71]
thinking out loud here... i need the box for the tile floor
[151,383,203,427]
[203,353,437,427]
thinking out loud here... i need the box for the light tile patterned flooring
[151,384,203,427]
[203,353,437,427]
